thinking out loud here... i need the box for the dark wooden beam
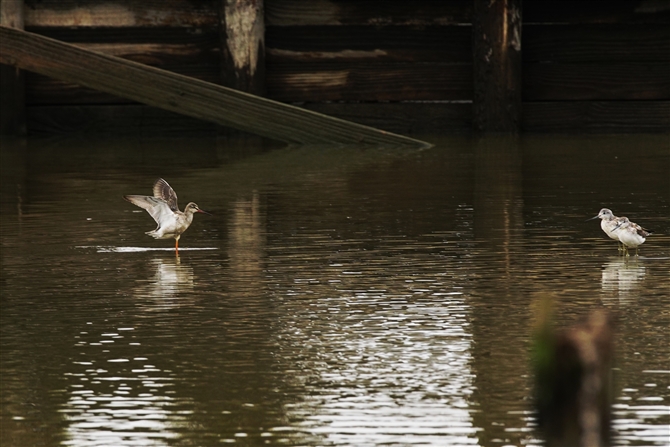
[0,26,430,147]
[472,0,522,133]
[266,0,473,26]
[1,0,26,135]
[522,101,670,133]
[218,0,266,95]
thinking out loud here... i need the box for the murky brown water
[1,134,669,446]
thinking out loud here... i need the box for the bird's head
[185,202,212,216]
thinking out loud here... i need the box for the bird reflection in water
[601,258,646,305]
[133,257,195,310]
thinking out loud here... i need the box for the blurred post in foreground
[532,300,614,447]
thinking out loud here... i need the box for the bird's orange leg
[175,238,179,255]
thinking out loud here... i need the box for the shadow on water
[1,134,669,446]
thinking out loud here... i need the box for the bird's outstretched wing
[153,178,179,212]
[124,195,173,227]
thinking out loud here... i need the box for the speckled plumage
[124,178,209,252]
[611,217,653,256]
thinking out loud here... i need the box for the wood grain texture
[266,63,472,101]
[11,0,670,135]
[266,25,471,62]
[24,0,219,27]
[22,26,221,105]
[219,0,266,95]
[1,26,430,147]
[25,59,222,105]
[24,26,220,44]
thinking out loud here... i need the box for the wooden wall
[16,0,670,134]
[522,0,670,133]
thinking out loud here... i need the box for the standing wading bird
[124,178,211,254]
[611,217,653,257]
[588,208,624,252]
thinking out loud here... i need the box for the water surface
[1,134,669,446]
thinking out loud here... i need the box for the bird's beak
[611,223,622,232]
[197,209,212,216]
[586,215,599,221]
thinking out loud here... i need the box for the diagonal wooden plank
[0,26,431,147]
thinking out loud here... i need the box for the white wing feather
[124,195,173,227]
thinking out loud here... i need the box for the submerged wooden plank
[0,26,430,147]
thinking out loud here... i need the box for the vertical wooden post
[218,0,266,96]
[532,303,614,447]
[473,0,522,133]
[0,0,26,135]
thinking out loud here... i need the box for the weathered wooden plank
[23,27,221,105]
[1,0,26,135]
[218,0,265,95]
[473,0,522,133]
[25,26,220,44]
[266,25,472,62]
[1,26,430,147]
[524,24,670,62]
[26,61,222,105]
[522,101,670,133]
[24,0,219,27]
[266,0,472,26]
[524,63,670,100]
[266,63,472,101]
[524,0,670,24]
[267,0,670,27]
[23,41,219,70]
